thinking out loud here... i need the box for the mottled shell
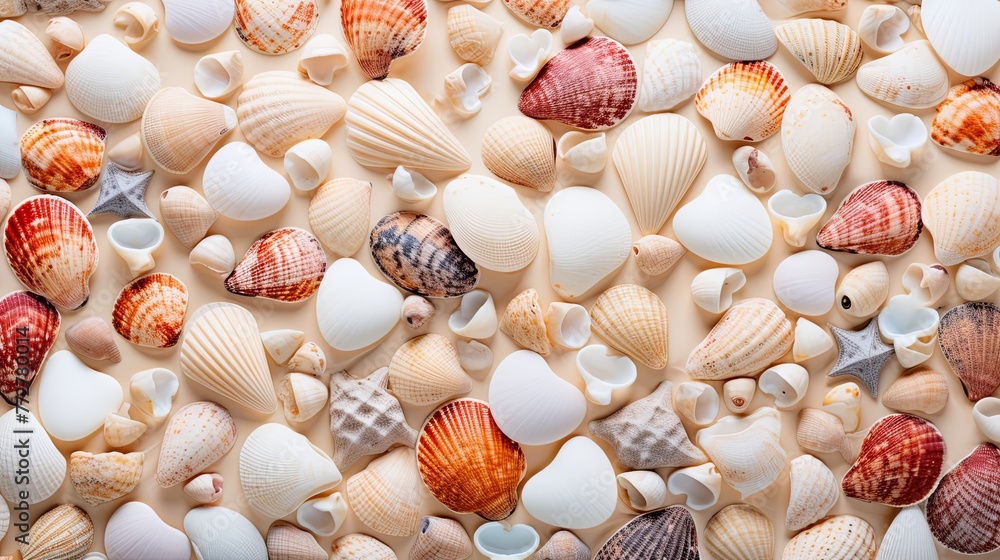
[774,19,864,84]
[481,116,556,192]
[0,292,59,406]
[499,288,550,355]
[155,401,237,487]
[411,516,473,560]
[695,61,790,142]
[387,333,471,405]
[502,0,567,28]
[341,0,427,80]
[225,227,326,303]
[329,368,418,470]
[112,273,188,349]
[20,118,106,193]
[703,504,773,560]
[590,284,669,369]
[68,451,143,506]
[939,301,1000,401]
[234,0,319,55]
[932,77,1000,156]
[882,368,949,414]
[926,443,1000,555]
[921,171,1000,265]
[309,178,372,258]
[18,504,94,560]
[447,5,502,66]
[593,506,699,560]
[686,298,793,380]
[817,180,923,256]
[783,515,875,560]
[266,521,326,560]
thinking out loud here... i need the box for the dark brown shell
[369,211,479,298]
[225,227,326,303]
[20,118,107,193]
[112,273,189,348]
[939,301,1000,401]
[594,506,699,560]
[842,413,945,507]
[0,292,60,406]
[926,443,1000,555]
[932,77,1000,157]
[817,180,923,256]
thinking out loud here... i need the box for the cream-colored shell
[390,166,437,203]
[107,132,144,172]
[767,190,827,247]
[687,298,793,380]
[781,83,856,196]
[777,0,845,16]
[499,289,551,355]
[346,447,422,537]
[140,87,237,174]
[260,329,304,365]
[46,17,85,62]
[922,171,1000,265]
[836,261,889,317]
[637,39,700,113]
[632,235,685,276]
[882,368,949,414]
[296,494,349,537]
[774,19,863,84]
[234,0,318,55]
[184,472,224,504]
[285,139,332,192]
[298,34,349,86]
[723,378,756,414]
[12,86,51,114]
[973,398,1000,443]
[617,471,667,512]
[457,340,493,372]
[786,454,839,531]
[287,341,325,375]
[129,368,178,419]
[410,516,473,560]
[821,382,862,433]
[673,381,719,426]
[266,521,325,560]
[276,373,328,423]
[190,235,236,276]
[956,259,1000,301]
[590,284,669,370]
[690,268,746,314]
[666,462,721,511]
[795,408,862,462]
[856,40,949,109]
[759,364,809,408]
[107,219,163,278]
[732,146,776,194]
[104,405,146,448]
[308,178,372,258]
[0,20,64,89]
[18,504,94,560]
[902,262,950,307]
[387,333,472,405]
[507,29,552,82]
[447,5,502,66]
[155,401,236,488]
[704,504,774,560]
[544,302,590,349]
[194,51,244,100]
[696,407,786,499]
[868,113,927,168]
[557,131,607,174]
[481,116,555,192]
[65,34,160,124]
[695,61,789,143]
[858,4,909,53]
[783,515,876,560]
[114,2,159,47]
[685,0,776,61]
[331,533,397,559]
[69,451,143,506]
[448,290,497,339]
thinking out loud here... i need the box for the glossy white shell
[759,364,810,408]
[202,142,290,221]
[877,506,938,560]
[107,219,164,278]
[316,258,402,352]
[696,407,786,499]
[521,436,617,529]
[575,344,636,405]
[105,502,191,560]
[38,350,123,441]
[448,289,498,339]
[184,507,267,560]
[587,0,673,45]
[673,175,773,265]
[690,268,746,314]
[767,190,827,248]
[793,318,834,362]
[772,250,839,316]
[922,0,1000,76]
[161,0,234,44]
[877,294,940,367]
[667,462,721,511]
[867,114,928,168]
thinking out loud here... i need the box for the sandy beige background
[0,0,996,557]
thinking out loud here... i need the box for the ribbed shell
[926,443,1000,555]
[856,40,949,109]
[266,521,326,560]
[309,178,372,257]
[939,301,1000,401]
[20,118,106,193]
[502,0,567,27]
[686,0,776,61]
[179,303,277,414]
[632,235,685,276]
[695,61,790,142]
[590,284,669,369]
[329,368,418,470]
[411,516,473,560]
[817,180,923,256]
[775,19,864,84]
[481,116,555,192]
[882,368,949,414]
[388,334,471,405]
[105,502,191,560]
[593,506,699,560]
[65,34,160,124]
[0,291,59,406]
[18,505,94,560]
[112,273,188,348]
[921,171,1000,265]
[836,261,889,318]
[518,37,637,131]
[330,534,397,559]
[159,186,217,249]
[3,195,98,310]
[225,227,326,302]
[703,504,772,560]
[237,71,346,157]
[499,288,550,355]
[0,20,64,89]
[842,413,946,506]
[341,0,427,80]
[0,409,65,505]
[447,5,502,66]
[933,78,1000,156]
[140,87,237,174]
[156,401,237,487]
[68,451,143,506]
[780,84,856,195]
[234,0,319,55]
[416,399,526,520]
[787,454,839,531]
[637,39,701,113]
[783,515,876,560]
[346,447,421,537]
[531,531,590,560]
[686,298,793,380]
[877,506,938,560]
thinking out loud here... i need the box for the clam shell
[309,178,372,257]
[190,235,236,276]
[772,250,839,316]
[858,4,909,54]
[922,171,1000,265]
[156,401,237,487]
[480,116,555,192]
[695,61,790,142]
[787,454,838,531]
[522,436,616,529]
[796,408,862,462]
[817,180,923,256]
[184,507,267,560]
[0,409,65,504]
[499,288,550,355]
[0,291,59,406]
[938,301,1000,401]
[590,284,668,369]
[266,521,325,560]
[781,84,856,196]
[502,0,567,27]
[341,0,427,79]
[20,118,106,193]
[587,0,671,45]
[346,447,421,536]
[593,506,698,560]
[0,20,63,89]
[411,517,473,560]
[673,175,773,265]
[66,316,120,363]
[202,142,290,221]
[328,367,417,469]
[225,227,326,303]
[883,367,949,414]
[878,506,938,560]
[836,261,889,318]
[856,40,949,109]
[703,504,773,560]
[444,175,539,272]
[925,443,1000,554]
[697,407,786,498]
[687,298,793,380]
[69,451,143,507]
[159,186,217,249]
[632,235,685,276]
[112,273,188,348]
[140,87,237,174]
[923,0,1000,76]
[161,0,233,44]
[956,259,1000,301]
[775,19,863,84]
[65,34,159,123]
[18,505,94,560]
[447,5,502,66]
[105,502,191,560]
[637,39,699,113]
[316,259,403,352]
[686,0,776,61]
[932,78,1000,157]
[783,515,876,560]
[330,534,396,559]
[234,0,318,55]
[194,51,244,100]
[388,333,472,405]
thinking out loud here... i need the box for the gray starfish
[827,319,895,397]
[88,163,154,219]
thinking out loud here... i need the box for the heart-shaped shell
[225,227,327,303]
[695,61,790,142]
[939,301,1000,401]
[817,180,923,256]
[20,118,106,193]
[234,0,319,55]
[590,284,669,369]
[932,77,1000,157]
[922,171,1000,265]
[112,273,188,348]
[926,443,1000,555]
[687,298,793,380]
[0,292,59,406]
[341,0,427,80]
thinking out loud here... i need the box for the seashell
[411,516,473,560]
[933,78,1000,158]
[666,463,720,512]
[732,146,776,194]
[297,33,348,86]
[507,30,552,82]
[480,117,555,193]
[346,78,471,173]
[695,61,789,142]
[235,0,318,55]
[903,262,950,307]
[703,504,773,560]
[266,521,324,560]
[822,382,862,433]
[922,0,1000,76]
[836,261,889,318]
[129,368,179,421]
[786,454,839,531]
[112,273,187,348]
[687,298,793,380]
[531,531,589,560]
[330,534,397,559]
[475,523,539,560]
[883,367,949,415]
[448,289,497,339]
[447,5,502,66]
[957,258,1000,301]
[617,471,667,512]
[858,5,909,54]
[796,408,862,462]
[329,367,417,469]
[544,302,589,349]
[817,180,923,255]
[159,186,216,250]
[781,84,856,195]
[184,507,267,560]
[285,139,332,192]
[444,175,540,271]
[518,36,637,131]
[673,381,719,426]
[104,405,146,448]
[225,228,326,303]
[20,118,106,194]
[877,506,937,560]
[114,3,159,47]
[276,373,327,423]
[417,399,526,520]
[69,451,143,506]
[240,423,341,518]
[593,506,698,560]
[589,284,668,369]
[939,301,1000,400]
[697,406,787,498]
[586,0,672,45]
[843,413,945,506]
[925,443,1000,554]
[772,250,839,316]
[443,64,491,117]
[490,350,586,445]
[878,294,939,368]
[974,398,1000,442]
[106,133,143,173]
[0,409,65,504]
[783,515,876,560]
[161,0,233,44]
[156,401,236,488]
[105,219,161,278]
[194,50,244,100]
[66,316,119,363]
[105,502,190,560]
[856,40,949,108]
[457,340,493,371]
[575,344,636,405]
[0,20,63,89]
[673,175,773,265]
[391,166,436,203]
[388,334,471,405]
[776,0,845,16]
[202,142,290,221]
[12,86,52,115]
[686,0,775,61]
[38,350,123,441]
[0,292,59,405]
[140,87,237,174]
[868,113,928,168]
[296,494,349,537]
[523,436,617,529]
[767,190,827,247]
[0,107,17,179]
[632,235,685,277]
[309,178,371,258]
[18,505,94,560]
[759,364,809,408]
[347,446,422,537]
[189,235,235,276]
[775,19,864,84]
[723,378,755,414]
[560,5,591,44]
[287,341,325,375]
[317,259,402,352]
[502,0,567,28]
[341,0,426,79]
[370,211,479,298]
[923,171,1000,265]
[46,17,86,62]
[184,472,223,504]
[557,131,606,173]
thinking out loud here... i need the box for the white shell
[129,367,178,420]
[184,507,267,560]
[545,302,590,349]
[690,268,746,314]
[667,462,722,511]
[972,397,1000,443]
[723,378,756,414]
[858,5,909,53]
[508,29,552,81]
[448,289,498,339]
[856,40,949,109]
[557,131,607,174]
[793,318,834,362]
[194,51,244,100]
[65,34,160,124]
[105,502,191,560]
[732,146,776,194]
[956,259,1000,301]
[104,405,146,449]
[877,294,940,367]
[786,454,839,531]
[0,106,18,179]
[114,2,159,47]
[38,350,124,441]
[876,508,937,560]
[544,186,631,300]
[489,350,587,446]
[617,471,667,511]
[391,166,437,203]
[0,408,65,504]
[822,382,861,433]
[447,5,503,66]
[522,436,617,529]
[772,250,839,316]
[474,523,539,560]
[107,219,164,278]
[316,258,402,352]
[673,175,773,265]
[696,407,787,499]
[922,0,1000,76]
[12,86,51,114]
[296,493,349,537]
[108,133,144,172]
[587,0,673,45]
[781,84,856,196]
[190,235,236,276]
[759,364,810,408]
[867,114,928,168]
[685,0,777,60]
[161,0,235,44]
[298,34,349,86]
[767,190,827,248]
[902,263,950,307]
[637,38,700,113]
[673,381,720,426]
[575,344,636,405]
[276,372,328,423]
[560,6,592,44]
[284,139,332,192]
[184,473,224,504]
[203,142,290,221]
[443,64,491,117]
[457,340,493,371]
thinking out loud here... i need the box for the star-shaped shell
[827,319,895,397]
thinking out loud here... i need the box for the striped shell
[18,504,94,560]
[686,298,793,380]
[774,19,864,84]
[112,273,189,348]
[695,61,790,142]
[703,504,773,560]
[388,334,471,405]
[330,534,397,559]
[20,118,106,193]
[0,292,59,407]
[225,227,327,303]
[783,515,875,560]
[590,284,669,369]
[817,180,923,256]
[309,178,372,258]
[926,443,1000,555]
[938,301,1000,401]
[234,0,319,55]
[341,0,427,80]
[921,171,1000,265]
[68,451,143,506]
[932,77,1000,157]
[502,0,567,28]
[593,506,699,560]
[480,116,556,192]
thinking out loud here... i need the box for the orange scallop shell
[234,0,319,55]
[112,273,189,349]
[932,77,1000,157]
[341,0,428,80]
[0,291,60,406]
[926,443,1000,555]
[20,118,107,193]
[225,227,327,303]
[817,180,923,256]
[695,61,790,142]
[938,301,1000,401]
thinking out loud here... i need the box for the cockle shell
[673,175,773,265]
[234,0,318,55]
[184,472,224,504]
[297,34,348,86]
[112,273,187,349]
[695,61,789,142]
[285,139,332,192]
[922,171,1000,265]
[858,4,909,54]
[589,284,668,369]
[388,333,472,405]
[0,292,59,406]
[837,261,889,318]
[822,382,862,433]
[416,399,526,520]
[938,301,1000,401]
[781,84,856,196]
[877,506,937,560]
[105,502,191,560]
[202,142,290,221]
[184,507,267,560]
[480,117,555,192]
[817,180,923,256]
[922,0,1000,76]
[46,16,85,62]
[69,451,143,507]
[159,186,216,250]
[926,443,1000,554]
[703,504,773,560]
[687,298,793,380]
[856,40,949,109]
[449,290,496,339]
[444,175,539,272]
[341,0,426,79]
[0,20,63,89]
[20,118,106,193]
[347,448,422,536]
[783,515,876,560]
[883,367,949,414]
[586,0,671,45]
[317,259,402,352]
[276,373,327,423]
[490,350,586,445]
[502,0,567,28]
[686,0,775,61]
[499,288,550,355]
[697,407,787,498]
[66,316,120,363]
[18,505,94,560]
[12,86,51,115]
[225,227,326,303]
[775,19,864,84]
[140,87,237,174]
[618,471,668,512]
[632,235,685,277]
[637,39,700,113]
[786,454,839,531]
[266,521,325,560]
[114,3,159,47]
[447,5,502,66]
[161,0,234,44]
[691,268,746,314]
[65,34,159,123]
[518,36,637,131]
[190,235,236,276]
[194,51,244,100]
[593,506,698,560]
[0,409,65,504]
[932,78,1000,157]
[772,250,839,316]
[330,533,396,559]
[309,178,371,257]
[156,401,237,487]
[403,294,436,329]
[411,517,473,560]
[767,190,827,248]
[522,436,617,529]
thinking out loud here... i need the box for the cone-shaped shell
[411,516,473,560]
[836,261,889,318]
[502,0,567,28]
[0,20,63,89]
[266,521,326,560]
[0,291,59,406]
[156,401,237,487]
[416,399,526,520]
[140,87,237,174]
[632,235,685,276]
[499,288,551,355]
[842,413,946,506]
[388,334,471,405]
[695,61,790,142]
[346,447,421,536]
[787,454,839,531]
[939,301,1000,401]
[329,368,418,470]
[159,186,217,250]
[926,443,1000,555]
[612,114,708,236]
[234,0,319,55]
[111,273,187,349]
[447,5,502,66]
[69,451,143,507]
[480,116,555,192]
[687,298,793,380]
[882,368,949,414]
[856,40,948,109]
[341,0,427,80]
[703,504,773,560]
[589,284,668,369]
[179,302,277,414]
[921,171,1000,265]
[783,515,876,560]
[18,505,93,560]
[593,506,698,560]
[66,316,120,363]
[346,78,471,173]
[817,180,922,256]
[932,78,1000,157]
[20,118,106,193]
[775,19,864,84]
[518,37,637,131]
[225,227,326,303]
[309,178,372,258]
[4,195,98,310]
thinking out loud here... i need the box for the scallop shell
[160,0,233,44]
[346,446,421,536]
[589,284,668,369]
[480,116,555,192]
[783,515,876,560]
[781,84,856,196]
[0,409,65,504]
[411,517,473,560]
[938,301,1000,401]
[266,521,325,560]
[836,261,889,318]
[20,118,106,193]
[105,502,191,560]
[0,291,59,406]
[775,19,864,84]
[159,186,217,250]
[225,227,326,303]
[673,175,774,265]
[69,451,143,507]
[388,333,472,405]
[309,178,371,257]
[202,142,290,221]
[444,175,538,272]
[883,367,949,414]
[924,171,1000,266]
[817,180,923,256]
[65,34,159,123]
[922,0,1000,76]
[685,0,776,61]
[703,504,773,560]
[687,298,794,380]
[194,51,244,100]
[112,273,188,348]
[447,5,502,66]
[498,288,550,355]
[4,195,98,310]
[593,506,698,560]
[341,0,427,79]
[66,316,120,363]
[234,0,318,55]
[931,78,1000,157]
[856,40,949,109]
[18,505,94,560]
[787,454,839,531]
[155,401,237,487]
[140,87,237,174]
[695,61,790,142]
[0,20,64,89]
[636,39,700,113]
[925,442,1000,555]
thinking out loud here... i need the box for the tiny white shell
[184,473,224,504]
[667,462,721,511]
[443,64,491,117]
[260,329,305,365]
[759,364,810,408]
[298,34,349,86]
[194,51,244,100]
[867,114,928,168]
[391,166,437,204]
[858,5,909,53]
[767,190,827,248]
[956,259,1000,301]
[556,131,607,174]
[792,318,834,363]
[448,289,498,339]
[690,268,746,314]
[617,471,667,511]
[129,368,179,420]
[772,250,839,316]
[284,139,332,192]
[189,235,236,276]
[575,344,636,406]
[108,219,164,278]
[508,29,552,81]
[544,302,590,349]
[297,493,348,537]
[114,2,159,48]
[560,6,593,44]
[674,381,720,426]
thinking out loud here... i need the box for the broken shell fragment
[667,462,721,511]
[732,146,775,193]
[194,51,244,100]
[12,86,51,115]
[276,373,328,424]
[129,368,179,420]
[46,17,85,62]
[557,131,607,174]
[296,494,348,537]
[822,382,862,433]
[297,33,348,86]
[673,381,719,426]
[507,29,552,82]
[696,407,787,498]
[104,405,146,448]
[190,235,235,276]
[403,295,436,329]
[786,454,839,531]
[973,398,1000,443]
[443,63,491,117]
[114,2,159,47]
[544,302,589,349]
[767,190,827,248]
[858,4,909,53]
[691,268,746,314]
[956,259,1000,301]
[284,139,332,192]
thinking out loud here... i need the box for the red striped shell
[0,292,60,406]
[932,77,1000,157]
[225,227,327,303]
[20,118,107,193]
[938,301,1000,401]
[113,273,189,348]
[817,180,923,255]
[926,443,1000,555]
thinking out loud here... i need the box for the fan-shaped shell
[388,333,472,405]
[160,0,234,44]
[0,20,64,89]
[309,178,372,257]
[18,505,94,560]
[159,186,217,250]
[926,442,1000,555]
[225,227,326,303]
[266,521,326,560]
[346,446,421,536]
[673,175,773,265]
[65,34,159,124]
[410,516,473,560]
[637,38,701,113]
[140,87,237,174]
[686,0,776,61]
[856,40,949,109]
[695,61,790,142]
[922,0,1000,77]
[341,0,427,79]
[447,5,502,66]
[184,507,267,560]
[878,506,938,560]
[234,0,319,55]
[155,401,237,488]
[112,273,188,348]
[502,0,567,28]
[787,454,839,531]
[883,367,949,414]
[593,506,699,560]
[775,19,863,84]
[589,284,668,369]
[939,301,1000,401]
[480,116,555,192]
[703,504,773,560]
[0,291,59,406]
[932,77,1000,157]
[817,180,923,256]
[687,298,793,380]
[330,534,396,559]
[20,118,106,193]
[783,515,876,560]
[922,171,1000,265]
[781,84,856,196]
[0,409,66,504]
[69,451,143,507]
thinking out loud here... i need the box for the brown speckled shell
[225,227,326,303]
[518,37,638,131]
[234,0,319,55]
[501,0,567,27]
[932,77,1000,157]
[416,399,525,520]
[782,515,875,560]
[20,118,106,193]
[18,504,94,560]
[926,443,1000,555]
[68,451,143,507]
[0,291,59,407]
[369,211,479,298]
[842,413,945,507]
[817,180,923,256]
[341,0,427,80]
[938,301,1000,401]
[156,401,237,487]
[329,368,418,470]
[113,273,189,349]
[593,506,699,560]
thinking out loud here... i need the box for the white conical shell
[793,318,833,363]
[346,447,422,537]
[696,407,787,498]
[673,382,720,425]
[161,0,234,44]
[202,142,290,221]
[586,0,672,45]
[772,250,839,316]
[673,175,774,265]
[316,258,402,351]
[557,131,606,174]
[575,344,637,405]
[922,171,1000,266]
[260,329,304,365]
[522,436,617,529]
[38,350,124,441]
[183,473,223,504]
[190,235,236,276]
[637,39,700,113]
[667,462,721,511]
[877,506,937,560]
[105,502,190,560]
[858,5,909,54]
[691,268,746,314]
[285,139,332,192]
[140,87,237,174]
[184,507,267,560]
[867,113,927,168]
[786,454,839,531]
[0,409,65,504]
[723,378,756,414]
[617,470,667,511]
[296,493,349,537]
[685,0,776,60]
[922,0,1000,76]
[759,364,810,408]
[194,50,244,100]
[447,5,503,66]
[46,17,85,63]
[856,40,949,108]
[973,397,1000,443]
[767,190,827,248]
[276,373,328,423]
[298,34,349,86]
[822,382,862,433]
[781,84,856,196]
[65,34,158,123]
[0,20,63,89]
[448,289,498,339]
[114,2,159,47]
[775,19,864,84]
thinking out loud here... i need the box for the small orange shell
[112,273,189,349]
[695,61,790,142]
[817,180,923,256]
[20,118,107,193]
[69,451,144,507]
[501,0,568,28]
[341,0,427,80]
[225,227,326,303]
[938,301,1000,401]
[932,77,1000,157]
[0,291,60,406]
[926,443,1000,555]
